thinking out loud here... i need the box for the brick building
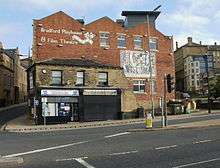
[28,10,175,123]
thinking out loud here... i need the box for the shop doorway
[71,103,79,122]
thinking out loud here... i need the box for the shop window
[98,72,108,86]
[149,38,158,50]
[133,80,145,93]
[51,71,62,85]
[42,102,71,117]
[117,34,126,48]
[76,71,84,85]
[100,32,110,47]
[134,36,142,50]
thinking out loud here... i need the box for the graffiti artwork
[120,50,156,77]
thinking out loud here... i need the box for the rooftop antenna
[28,46,31,58]
[153,5,161,11]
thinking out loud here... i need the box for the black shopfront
[33,87,121,124]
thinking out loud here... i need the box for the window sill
[134,48,143,51]
[149,49,159,52]
[133,91,146,94]
[117,46,126,49]
[100,45,110,48]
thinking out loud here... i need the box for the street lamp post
[203,55,211,114]
[148,51,155,118]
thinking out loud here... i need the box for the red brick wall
[33,11,175,106]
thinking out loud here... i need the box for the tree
[210,76,220,99]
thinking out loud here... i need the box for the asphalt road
[0,113,220,168]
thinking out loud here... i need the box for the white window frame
[98,72,108,86]
[149,37,158,51]
[76,71,84,85]
[134,35,143,50]
[117,34,126,48]
[133,79,145,93]
[51,70,62,85]
[99,32,110,47]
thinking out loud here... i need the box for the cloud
[159,0,220,49]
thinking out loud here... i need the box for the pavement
[2,109,220,133]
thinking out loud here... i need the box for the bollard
[145,112,153,128]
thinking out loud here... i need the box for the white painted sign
[41,97,47,103]
[41,89,79,96]
[83,90,118,96]
[39,27,95,45]
[120,50,156,78]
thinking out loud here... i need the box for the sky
[0,0,220,56]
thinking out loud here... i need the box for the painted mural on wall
[39,27,95,45]
[120,50,156,78]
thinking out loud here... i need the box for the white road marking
[155,145,178,150]
[109,150,138,156]
[3,141,88,158]
[193,139,212,144]
[75,158,96,168]
[56,156,88,162]
[104,132,130,138]
[172,157,220,168]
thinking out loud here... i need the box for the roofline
[121,11,160,17]
[27,59,122,71]
[174,44,208,52]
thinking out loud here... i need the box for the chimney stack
[187,37,192,44]
[214,42,217,45]
[199,41,202,45]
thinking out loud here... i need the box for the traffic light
[166,74,175,93]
